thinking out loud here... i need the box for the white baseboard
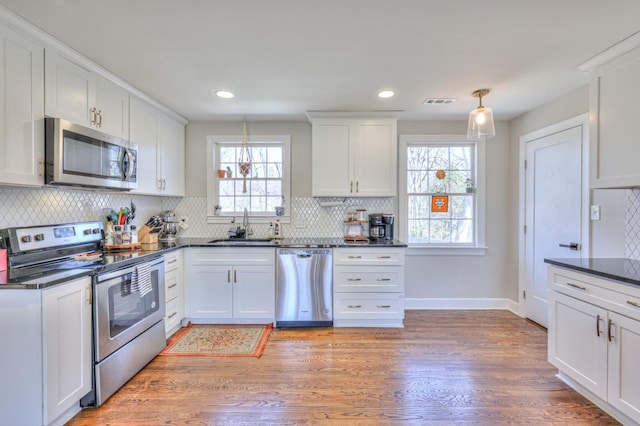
[405,298,520,315]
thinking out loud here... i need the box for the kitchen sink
[207,238,277,246]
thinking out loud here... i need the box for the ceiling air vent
[423,98,456,105]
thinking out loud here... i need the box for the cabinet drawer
[549,266,640,322]
[334,266,404,292]
[165,268,181,302]
[333,248,404,266]
[164,251,182,272]
[333,293,404,320]
[187,247,275,266]
[165,297,183,335]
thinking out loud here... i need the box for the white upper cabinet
[589,46,640,188]
[45,49,129,139]
[0,25,45,186]
[130,96,185,196]
[309,114,397,197]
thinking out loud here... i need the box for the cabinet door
[590,47,640,188]
[311,121,352,196]
[42,277,92,424]
[354,121,397,196]
[45,49,96,127]
[0,26,44,186]
[185,265,233,318]
[608,312,640,420]
[233,265,275,318]
[548,291,608,399]
[96,76,129,140]
[158,114,185,196]
[130,96,160,194]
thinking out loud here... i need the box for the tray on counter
[104,243,142,252]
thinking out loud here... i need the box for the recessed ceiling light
[213,90,235,99]
[378,90,395,99]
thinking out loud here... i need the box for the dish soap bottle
[274,219,282,239]
[268,222,275,238]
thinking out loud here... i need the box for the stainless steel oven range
[82,256,165,407]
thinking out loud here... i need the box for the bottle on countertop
[268,222,275,238]
[274,219,282,239]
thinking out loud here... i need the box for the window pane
[266,196,280,211]
[428,147,449,171]
[450,146,471,170]
[266,180,281,196]
[451,220,473,243]
[450,196,473,219]
[220,147,236,163]
[250,179,266,195]
[408,219,429,242]
[267,162,283,178]
[407,146,428,170]
[407,170,429,193]
[428,175,448,193]
[430,220,451,243]
[251,147,267,162]
[219,180,235,196]
[251,162,267,178]
[408,195,430,220]
[267,147,282,162]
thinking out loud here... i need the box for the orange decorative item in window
[432,195,449,213]
[435,169,446,180]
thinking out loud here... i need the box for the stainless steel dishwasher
[276,248,333,327]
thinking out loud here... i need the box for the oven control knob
[21,235,32,243]
[83,229,92,235]
[34,234,45,241]
[92,228,101,234]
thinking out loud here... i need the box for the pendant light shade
[467,89,495,140]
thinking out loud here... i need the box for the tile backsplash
[0,186,394,240]
[626,189,640,260]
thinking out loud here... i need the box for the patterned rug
[160,323,272,358]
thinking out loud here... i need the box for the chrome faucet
[242,207,252,239]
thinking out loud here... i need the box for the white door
[523,121,585,327]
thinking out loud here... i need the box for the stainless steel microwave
[45,118,137,191]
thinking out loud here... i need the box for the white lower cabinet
[184,248,275,323]
[164,250,184,337]
[548,266,640,424]
[332,247,405,327]
[0,276,92,426]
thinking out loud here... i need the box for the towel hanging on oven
[131,262,152,297]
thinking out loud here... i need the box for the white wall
[185,121,312,197]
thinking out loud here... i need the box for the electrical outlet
[590,205,600,221]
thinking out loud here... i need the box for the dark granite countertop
[1,238,406,289]
[544,258,640,287]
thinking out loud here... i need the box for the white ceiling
[1,0,639,122]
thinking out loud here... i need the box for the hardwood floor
[67,310,618,425]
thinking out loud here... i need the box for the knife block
[138,225,159,245]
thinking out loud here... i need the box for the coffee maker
[369,213,394,240]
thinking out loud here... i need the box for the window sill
[207,215,290,225]
[406,245,488,256]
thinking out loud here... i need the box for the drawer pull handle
[627,300,640,308]
[377,305,391,308]
[377,278,391,281]
[168,283,178,289]
[167,312,177,319]
[167,259,178,264]
[596,314,602,337]
[348,256,362,259]
[348,278,362,281]
[348,305,362,309]
[566,282,586,291]
[378,256,391,259]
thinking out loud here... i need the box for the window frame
[206,135,291,224]
[399,134,487,255]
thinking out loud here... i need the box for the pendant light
[238,117,252,193]
[467,89,495,140]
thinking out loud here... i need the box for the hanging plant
[238,117,252,193]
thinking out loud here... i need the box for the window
[399,135,486,254]
[207,135,291,223]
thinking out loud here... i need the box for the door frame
[517,113,590,318]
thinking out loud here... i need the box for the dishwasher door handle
[297,254,312,258]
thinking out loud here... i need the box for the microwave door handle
[122,148,133,181]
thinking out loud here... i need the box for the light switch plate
[590,205,601,221]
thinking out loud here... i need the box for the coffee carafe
[369,213,394,240]
[159,210,178,241]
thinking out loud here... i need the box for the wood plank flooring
[67,310,618,425]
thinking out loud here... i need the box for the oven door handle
[94,256,163,283]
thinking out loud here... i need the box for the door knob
[559,242,580,250]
